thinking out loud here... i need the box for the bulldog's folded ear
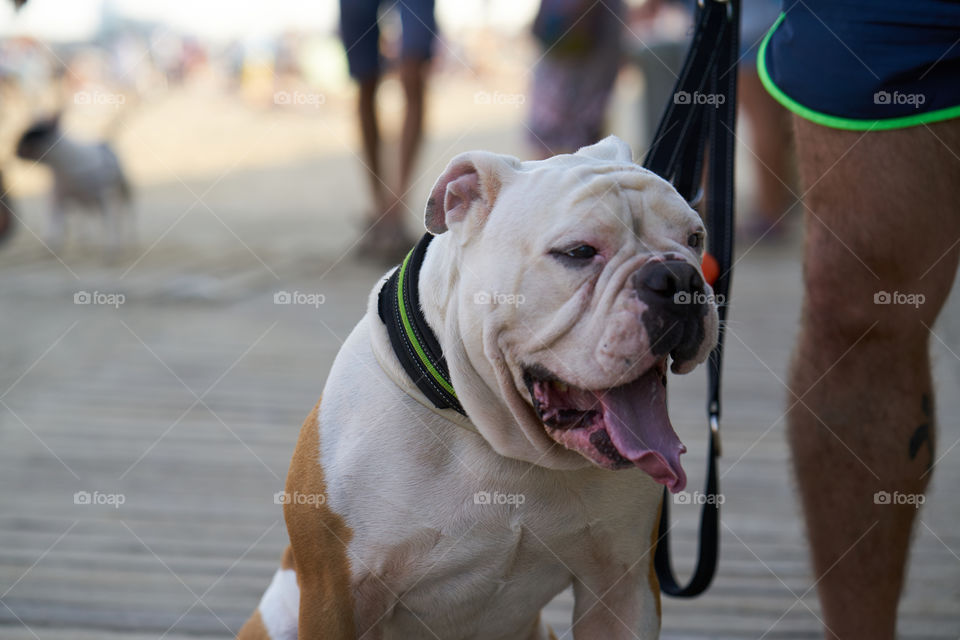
[575,136,634,163]
[424,151,517,234]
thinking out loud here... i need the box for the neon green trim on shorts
[757,12,960,131]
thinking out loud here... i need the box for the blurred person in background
[738,0,794,241]
[526,0,625,159]
[339,0,437,261]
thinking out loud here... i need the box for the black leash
[643,0,739,598]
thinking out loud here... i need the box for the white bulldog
[238,136,719,640]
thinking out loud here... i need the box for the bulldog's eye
[687,232,704,250]
[559,244,598,260]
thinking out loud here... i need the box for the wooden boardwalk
[1,143,959,640]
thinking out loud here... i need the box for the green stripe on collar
[377,233,465,415]
[395,248,458,398]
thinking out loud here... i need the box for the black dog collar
[377,233,466,416]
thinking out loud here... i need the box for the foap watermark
[474,91,526,108]
[274,90,325,108]
[473,290,525,307]
[274,490,326,508]
[874,290,925,308]
[274,290,325,308]
[473,490,525,506]
[74,90,126,108]
[673,490,725,505]
[874,490,925,509]
[873,91,925,109]
[674,91,725,107]
[673,291,725,306]
[74,490,125,509]
[74,290,125,308]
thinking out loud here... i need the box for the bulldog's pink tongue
[598,369,687,492]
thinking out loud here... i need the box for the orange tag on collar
[702,252,719,287]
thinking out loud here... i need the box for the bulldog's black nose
[634,260,704,304]
[634,260,708,361]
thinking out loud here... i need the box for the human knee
[802,255,940,352]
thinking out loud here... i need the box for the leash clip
[709,413,721,458]
[708,400,721,457]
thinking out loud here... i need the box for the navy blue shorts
[759,0,960,129]
[339,0,437,80]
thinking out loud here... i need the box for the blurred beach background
[0,1,958,638]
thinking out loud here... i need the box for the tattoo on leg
[909,393,934,472]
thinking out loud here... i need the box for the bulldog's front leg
[570,562,660,640]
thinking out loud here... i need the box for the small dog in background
[16,114,133,256]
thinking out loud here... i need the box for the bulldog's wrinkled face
[424,137,719,492]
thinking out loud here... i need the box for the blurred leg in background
[738,0,794,241]
[626,0,692,153]
[395,0,435,222]
[340,0,389,237]
[339,0,436,261]
[358,74,387,217]
[738,67,793,239]
[397,58,426,216]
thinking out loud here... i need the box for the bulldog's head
[422,136,719,492]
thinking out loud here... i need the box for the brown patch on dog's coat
[279,544,295,571]
[237,400,356,639]
[237,546,300,638]
[236,609,271,639]
[285,400,356,638]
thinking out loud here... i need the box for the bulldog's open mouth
[523,361,687,492]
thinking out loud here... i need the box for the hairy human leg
[788,117,960,639]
